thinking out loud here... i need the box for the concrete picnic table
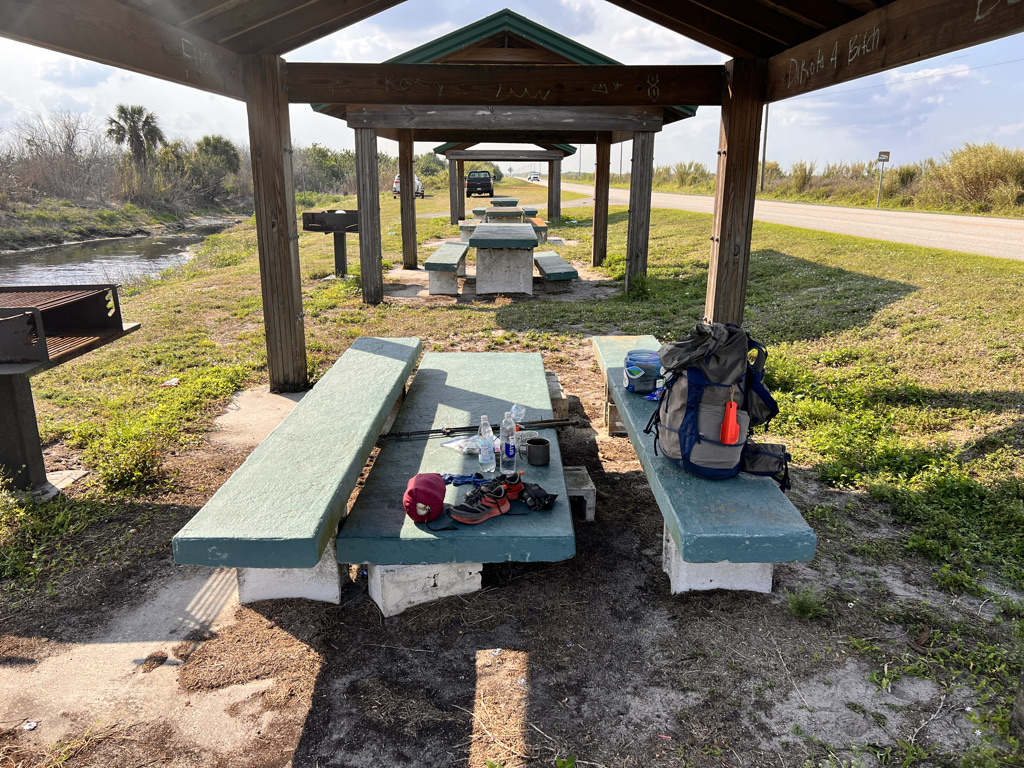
[490,197,519,207]
[484,206,524,223]
[468,222,539,295]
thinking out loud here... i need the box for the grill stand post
[0,374,47,491]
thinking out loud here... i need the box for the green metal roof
[431,141,577,156]
[387,8,620,67]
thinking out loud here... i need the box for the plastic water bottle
[510,403,526,424]
[477,416,495,474]
[499,411,517,474]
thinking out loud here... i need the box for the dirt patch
[0,340,1008,767]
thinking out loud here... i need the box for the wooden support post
[355,127,384,305]
[448,158,459,224]
[398,129,417,269]
[548,159,561,222]
[245,54,307,392]
[333,232,347,277]
[625,131,655,294]
[593,132,611,267]
[0,374,47,491]
[457,160,466,220]
[705,58,766,326]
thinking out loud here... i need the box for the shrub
[924,142,1024,210]
[789,160,816,193]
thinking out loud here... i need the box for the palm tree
[105,104,165,168]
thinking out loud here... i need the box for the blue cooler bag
[623,349,663,394]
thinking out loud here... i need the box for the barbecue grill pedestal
[1,285,140,492]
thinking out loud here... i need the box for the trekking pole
[382,417,579,440]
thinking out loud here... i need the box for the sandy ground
[0,264,1007,767]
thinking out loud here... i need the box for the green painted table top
[490,197,519,207]
[173,337,422,568]
[534,252,578,280]
[469,223,538,249]
[592,335,816,565]
[337,351,575,565]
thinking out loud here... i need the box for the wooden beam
[448,159,459,225]
[445,150,567,161]
[345,105,664,133]
[548,159,562,222]
[0,0,245,100]
[218,0,406,54]
[705,59,766,326]
[245,54,307,391]
[766,0,1024,101]
[601,0,765,58]
[287,63,724,106]
[457,161,466,221]
[398,130,417,270]
[355,128,384,305]
[685,0,819,46]
[625,131,655,294]
[593,131,612,268]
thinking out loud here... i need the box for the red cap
[403,473,446,523]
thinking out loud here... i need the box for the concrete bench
[485,207,524,223]
[522,206,539,218]
[472,207,488,220]
[424,241,470,295]
[490,197,518,207]
[172,336,423,604]
[337,351,575,616]
[528,216,549,244]
[469,223,538,295]
[534,251,577,282]
[591,335,816,594]
[459,220,479,242]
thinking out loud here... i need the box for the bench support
[662,523,773,594]
[368,562,482,617]
[237,536,343,604]
[564,466,597,522]
[428,270,460,296]
[476,247,534,295]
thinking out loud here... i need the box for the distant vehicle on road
[393,174,425,199]
[466,170,494,197]
[527,172,540,182]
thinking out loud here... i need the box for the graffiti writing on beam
[976,0,1022,21]
[493,84,552,102]
[384,76,445,97]
[783,24,880,90]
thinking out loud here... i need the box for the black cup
[526,437,550,466]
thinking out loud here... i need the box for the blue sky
[1,0,1022,175]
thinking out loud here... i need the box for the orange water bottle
[720,386,739,445]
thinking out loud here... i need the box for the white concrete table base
[564,465,597,522]
[237,536,343,604]
[368,562,483,617]
[661,523,773,594]
[428,270,460,295]
[476,247,534,295]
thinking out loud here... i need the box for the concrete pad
[662,523,773,594]
[367,562,482,617]
[212,386,305,450]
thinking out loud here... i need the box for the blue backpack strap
[677,367,707,459]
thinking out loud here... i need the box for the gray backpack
[643,322,789,488]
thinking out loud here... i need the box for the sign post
[876,151,890,208]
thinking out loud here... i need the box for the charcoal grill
[1,284,140,491]
[301,209,359,277]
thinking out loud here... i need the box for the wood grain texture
[593,131,612,267]
[398,129,417,269]
[547,159,562,222]
[444,150,568,161]
[0,0,244,99]
[344,105,664,132]
[767,0,1024,101]
[286,63,723,106]
[245,54,307,391]
[705,58,766,326]
[355,128,384,305]
[626,131,656,292]
[457,161,466,220]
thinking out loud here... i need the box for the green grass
[3,188,1024,759]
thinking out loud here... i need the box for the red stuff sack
[403,473,446,523]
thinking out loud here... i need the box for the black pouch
[521,482,558,511]
[741,441,791,491]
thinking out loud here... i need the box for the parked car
[465,170,494,197]
[527,172,540,182]
[393,174,425,199]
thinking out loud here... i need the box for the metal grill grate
[0,288,105,311]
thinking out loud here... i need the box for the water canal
[0,226,230,286]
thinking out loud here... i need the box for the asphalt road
[549,180,1024,261]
